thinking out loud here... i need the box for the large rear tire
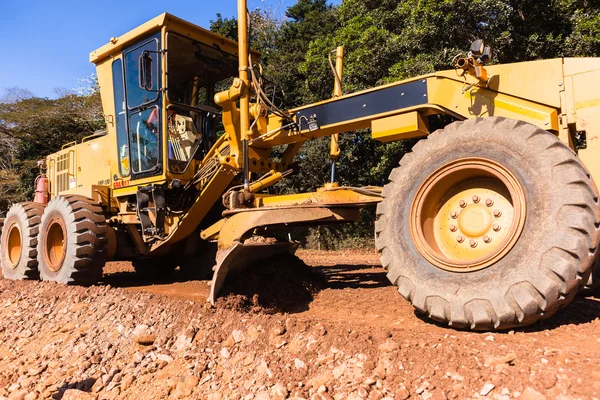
[376,117,600,330]
[1,203,45,280]
[37,195,107,285]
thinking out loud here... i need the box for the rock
[272,337,287,349]
[121,375,135,391]
[8,383,20,392]
[271,324,286,337]
[171,383,192,399]
[484,352,517,368]
[8,390,27,400]
[18,330,33,339]
[111,373,122,384]
[61,389,97,400]
[156,354,173,363]
[220,347,231,359]
[484,335,495,341]
[368,390,383,400]
[313,323,327,336]
[395,384,410,400]
[60,322,76,333]
[134,333,156,346]
[271,383,288,400]
[247,325,261,342]
[480,383,495,396]
[208,393,223,400]
[132,325,156,345]
[183,375,199,389]
[255,391,270,400]
[232,329,244,343]
[173,327,197,351]
[520,387,547,400]
[91,377,104,393]
[430,388,447,400]
[221,335,235,348]
[377,340,399,353]
[538,371,557,389]
[308,372,333,389]
[312,395,333,400]
[357,386,368,398]
[333,363,347,379]
[294,358,306,369]
[23,393,36,400]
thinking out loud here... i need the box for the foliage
[0,89,104,214]
[1,0,599,242]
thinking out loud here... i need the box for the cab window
[111,59,130,177]
[125,38,160,109]
[123,33,162,178]
[129,107,160,174]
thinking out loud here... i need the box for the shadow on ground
[101,257,600,328]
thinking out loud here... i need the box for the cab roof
[90,13,258,64]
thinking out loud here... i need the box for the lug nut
[472,195,480,203]
[483,235,492,243]
[493,210,502,218]
[493,224,501,232]
[485,199,494,207]
[450,211,458,219]
[456,235,465,243]
[459,200,467,208]
[449,224,457,232]
[470,239,478,248]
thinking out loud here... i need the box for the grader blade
[208,241,299,304]
[204,206,362,304]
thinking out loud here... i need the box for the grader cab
[2,5,600,331]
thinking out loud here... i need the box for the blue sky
[0,0,338,99]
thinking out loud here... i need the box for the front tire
[376,117,600,330]
[37,196,107,285]
[1,203,45,280]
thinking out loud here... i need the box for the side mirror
[481,46,493,63]
[469,39,485,56]
[139,51,153,91]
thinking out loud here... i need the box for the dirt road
[1,250,599,399]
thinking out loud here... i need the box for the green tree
[0,89,104,210]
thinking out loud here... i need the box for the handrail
[61,141,77,150]
[81,131,108,143]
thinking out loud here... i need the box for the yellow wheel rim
[7,224,22,268]
[45,218,67,272]
[410,158,526,272]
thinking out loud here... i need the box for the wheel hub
[45,218,67,272]
[458,204,492,237]
[6,224,22,268]
[410,158,526,272]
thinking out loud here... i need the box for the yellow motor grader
[2,2,600,330]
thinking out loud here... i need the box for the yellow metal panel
[60,135,112,198]
[563,58,600,77]
[90,13,256,65]
[254,188,382,208]
[434,59,564,109]
[566,63,600,184]
[371,112,429,142]
[576,106,600,186]
[427,78,559,131]
[90,14,166,64]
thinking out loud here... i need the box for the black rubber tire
[375,117,600,330]
[581,259,600,295]
[132,258,177,280]
[37,195,107,285]
[1,203,45,280]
